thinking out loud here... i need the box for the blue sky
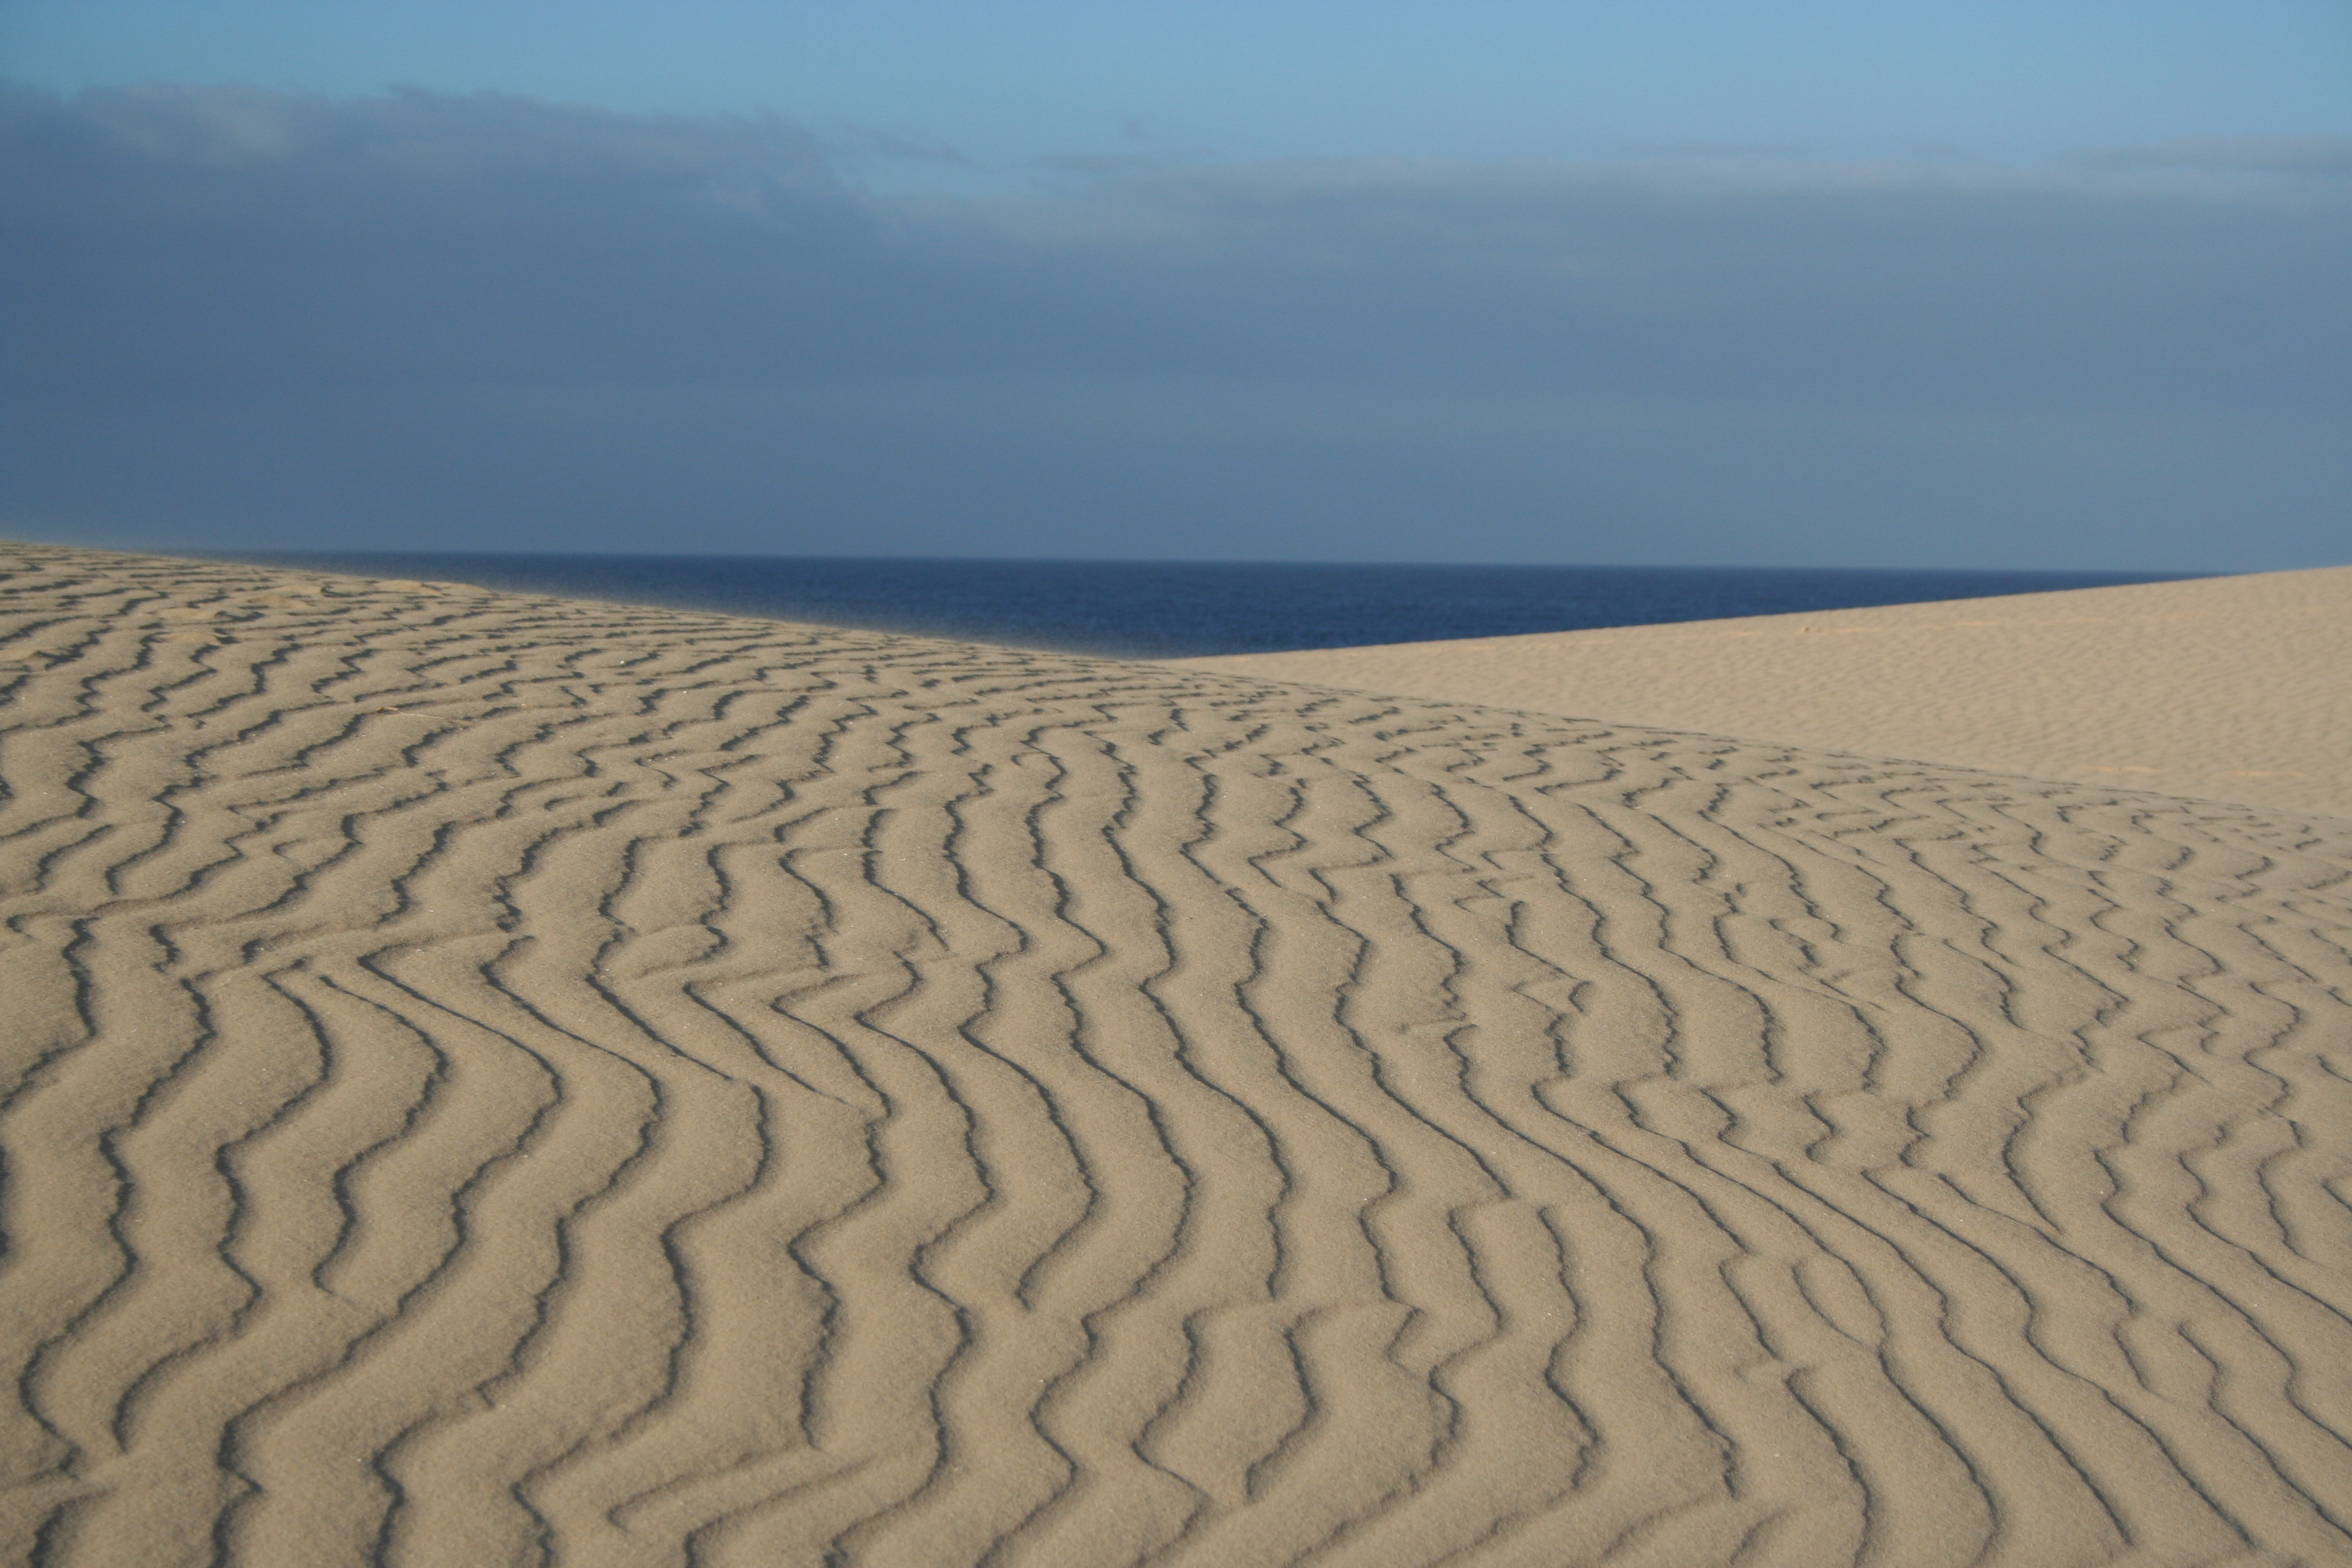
[3,2,2348,568]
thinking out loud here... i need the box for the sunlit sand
[5,542,2348,1566]
[1175,566,2352,821]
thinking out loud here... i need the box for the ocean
[208,553,2189,659]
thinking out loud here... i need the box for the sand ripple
[3,544,2349,1567]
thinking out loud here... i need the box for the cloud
[2082,133,2352,176]
[27,78,835,182]
[2,84,2346,567]
[5,82,2345,409]
[1,82,879,393]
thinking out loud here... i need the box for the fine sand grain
[1173,567,2352,821]
[3,542,2350,1567]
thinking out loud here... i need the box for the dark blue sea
[209,553,2192,659]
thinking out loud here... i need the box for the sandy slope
[1173,567,2352,821]
[3,541,2350,1568]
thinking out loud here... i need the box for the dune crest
[3,543,2349,1567]
[1174,566,2352,820]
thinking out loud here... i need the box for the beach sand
[3,541,2349,1567]
[1173,566,2352,822]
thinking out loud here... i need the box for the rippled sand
[4,543,2349,1567]
[1175,566,2352,821]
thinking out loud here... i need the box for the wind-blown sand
[1175,567,2352,821]
[3,542,2349,1567]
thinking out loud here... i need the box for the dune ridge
[3,542,2350,1567]
[1171,566,2352,821]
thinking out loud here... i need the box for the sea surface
[209,553,2191,659]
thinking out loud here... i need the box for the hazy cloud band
[3,84,2346,564]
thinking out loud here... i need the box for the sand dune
[3,541,2350,1567]
[1174,567,2352,821]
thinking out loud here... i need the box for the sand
[2,541,2349,1567]
[1175,567,2352,821]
